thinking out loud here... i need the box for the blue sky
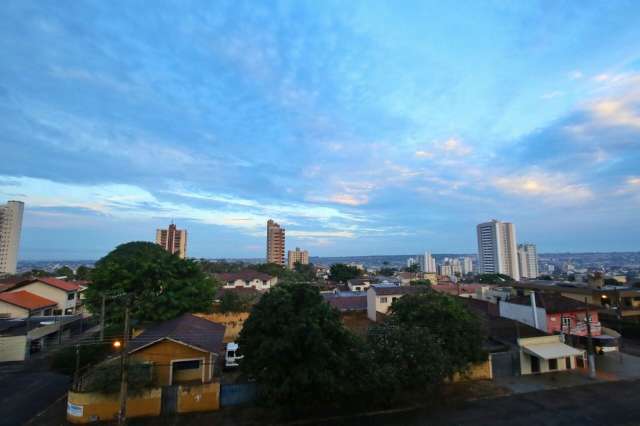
[1,1,639,260]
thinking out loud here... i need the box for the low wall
[66,388,161,424]
[451,357,493,382]
[177,382,220,413]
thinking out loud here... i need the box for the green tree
[410,279,432,286]
[82,360,154,395]
[378,267,397,276]
[84,242,218,326]
[386,292,487,377]
[293,262,316,282]
[54,265,74,278]
[328,263,362,283]
[404,264,420,273]
[238,283,367,409]
[75,265,94,281]
[219,291,248,313]
[21,269,52,278]
[199,259,246,274]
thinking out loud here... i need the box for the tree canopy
[84,241,217,326]
[238,283,367,409]
[328,263,362,282]
[386,292,487,376]
[410,279,432,286]
[377,267,398,276]
[478,273,514,284]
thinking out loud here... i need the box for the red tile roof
[323,294,367,312]
[0,290,57,311]
[10,277,80,292]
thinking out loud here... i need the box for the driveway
[0,370,70,426]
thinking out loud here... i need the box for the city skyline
[1,2,640,259]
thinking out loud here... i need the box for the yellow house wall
[66,389,161,424]
[131,340,213,386]
[0,335,26,362]
[450,358,493,382]
[196,312,249,343]
[0,301,29,318]
[177,382,220,413]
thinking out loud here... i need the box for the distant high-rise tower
[518,243,539,279]
[267,219,285,265]
[0,200,24,275]
[287,247,309,269]
[476,219,520,281]
[156,223,187,259]
[421,251,437,273]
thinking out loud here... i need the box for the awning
[522,342,584,360]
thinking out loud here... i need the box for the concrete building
[287,247,309,269]
[421,251,437,273]
[215,271,277,291]
[156,223,187,259]
[518,243,539,279]
[366,284,424,321]
[266,219,285,265]
[461,257,474,275]
[0,200,24,275]
[477,219,520,281]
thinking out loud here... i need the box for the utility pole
[585,297,596,379]
[99,294,106,342]
[73,345,80,391]
[117,306,130,426]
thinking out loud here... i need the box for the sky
[1,1,640,260]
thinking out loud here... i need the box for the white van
[225,342,244,368]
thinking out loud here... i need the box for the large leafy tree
[84,242,217,326]
[385,292,487,378]
[328,263,362,283]
[238,283,367,409]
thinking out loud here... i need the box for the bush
[49,343,112,376]
[82,360,154,395]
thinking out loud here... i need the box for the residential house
[366,284,425,321]
[215,271,277,291]
[5,277,81,315]
[518,335,584,375]
[499,293,618,352]
[323,292,367,312]
[347,278,371,292]
[0,291,57,318]
[462,298,584,377]
[128,313,226,386]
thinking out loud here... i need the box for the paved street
[320,379,640,426]
[0,370,69,426]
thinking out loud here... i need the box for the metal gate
[162,386,179,414]
[491,351,517,378]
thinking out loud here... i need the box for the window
[549,359,558,370]
[173,360,200,370]
[561,317,571,329]
[380,297,388,303]
[67,293,75,300]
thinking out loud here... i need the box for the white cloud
[441,138,473,156]
[569,70,583,80]
[493,171,593,204]
[590,99,640,128]
[415,150,434,158]
[0,176,366,234]
[541,91,564,100]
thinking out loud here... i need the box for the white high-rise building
[517,243,539,279]
[461,257,474,275]
[476,219,520,281]
[421,251,436,273]
[0,200,24,275]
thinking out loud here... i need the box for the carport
[518,336,585,374]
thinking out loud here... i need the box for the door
[531,355,540,373]
[161,386,178,414]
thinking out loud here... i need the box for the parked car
[225,342,244,368]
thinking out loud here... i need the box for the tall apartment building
[476,219,520,281]
[0,200,24,275]
[266,219,285,265]
[517,243,539,279]
[421,251,437,273]
[461,256,474,275]
[287,247,309,269]
[155,223,187,259]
